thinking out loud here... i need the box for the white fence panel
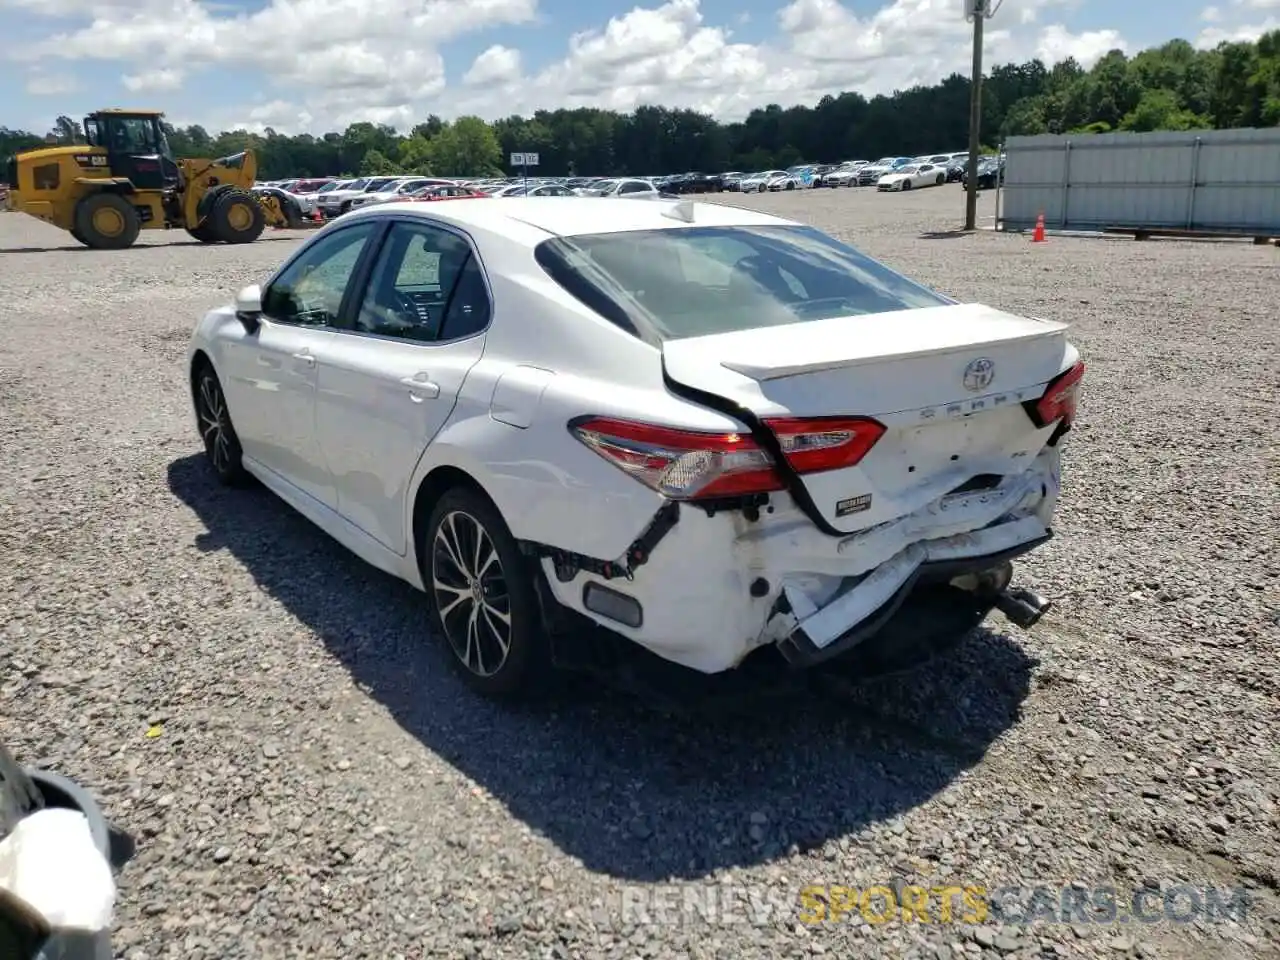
[1000,128,1280,236]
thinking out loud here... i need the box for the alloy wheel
[197,374,233,474]
[431,510,512,677]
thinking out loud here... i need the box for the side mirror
[234,283,262,334]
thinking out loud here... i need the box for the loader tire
[209,188,265,244]
[278,193,304,229]
[74,193,141,250]
[186,222,219,243]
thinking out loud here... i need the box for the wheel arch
[410,463,504,580]
[76,179,136,198]
[188,348,214,416]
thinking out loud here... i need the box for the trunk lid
[662,302,1074,533]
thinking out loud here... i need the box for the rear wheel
[193,363,250,486]
[423,487,545,698]
[209,188,265,244]
[74,193,141,250]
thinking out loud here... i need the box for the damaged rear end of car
[530,217,1083,678]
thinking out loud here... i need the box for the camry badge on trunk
[962,357,995,392]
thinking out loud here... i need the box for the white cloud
[463,45,522,86]
[122,68,184,93]
[1034,23,1125,66]
[1196,0,1279,47]
[1197,15,1280,44]
[24,71,78,96]
[3,0,1134,134]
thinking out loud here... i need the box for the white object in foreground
[187,197,1082,697]
[0,809,116,932]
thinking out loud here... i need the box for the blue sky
[2,0,1276,136]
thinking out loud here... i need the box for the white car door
[218,221,381,508]
[313,218,488,555]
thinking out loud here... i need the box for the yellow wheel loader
[2,108,302,250]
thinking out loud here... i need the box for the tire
[186,222,219,243]
[73,193,141,250]
[785,181,795,190]
[279,194,304,229]
[936,174,945,186]
[902,181,912,191]
[423,487,544,698]
[209,188,265,244]
[193,363,250,486]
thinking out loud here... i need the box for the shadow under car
[166,453,1034,882]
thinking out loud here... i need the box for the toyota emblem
[962,357,995,392]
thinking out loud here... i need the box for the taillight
[569,414,887,500]
[569,417,783,499]
[1031,361,1085,427]
[764,417,885,473]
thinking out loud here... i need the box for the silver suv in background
[316,177,401,218]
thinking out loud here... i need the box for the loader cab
[83,110,180,192]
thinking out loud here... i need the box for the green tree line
[3,32,1277,180]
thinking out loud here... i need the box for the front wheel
[902,181,912,191]
[193,364,250,486]
[424,488,545,698]
[210,188,265,244]
[936,174,945,186]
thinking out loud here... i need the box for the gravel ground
[1,189,1277,960]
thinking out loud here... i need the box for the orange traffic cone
[1032,212,1046,243]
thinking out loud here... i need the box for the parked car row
[254,154,1007,223]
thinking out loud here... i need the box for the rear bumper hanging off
[777,527,1053,669]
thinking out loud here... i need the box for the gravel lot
[1,187,1278,960]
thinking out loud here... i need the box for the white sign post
[510,151,540,190]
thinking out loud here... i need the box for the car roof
[357,196,797,241]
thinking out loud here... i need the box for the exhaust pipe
[994,586,1052,629]
[952,563,1052,629]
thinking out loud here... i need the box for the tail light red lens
[569,414,887,500]
[570,417,783,499]
[1032,361,1085,427]
[764,417,886,473]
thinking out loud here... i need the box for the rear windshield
[534,225,953,341]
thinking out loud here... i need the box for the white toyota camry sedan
[187,196,1084,697]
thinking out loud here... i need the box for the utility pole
[964,0,997,231]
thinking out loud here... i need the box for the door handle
[400,374,441,401]
[292,352,316,366]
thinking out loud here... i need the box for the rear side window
[533,225,952,341]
